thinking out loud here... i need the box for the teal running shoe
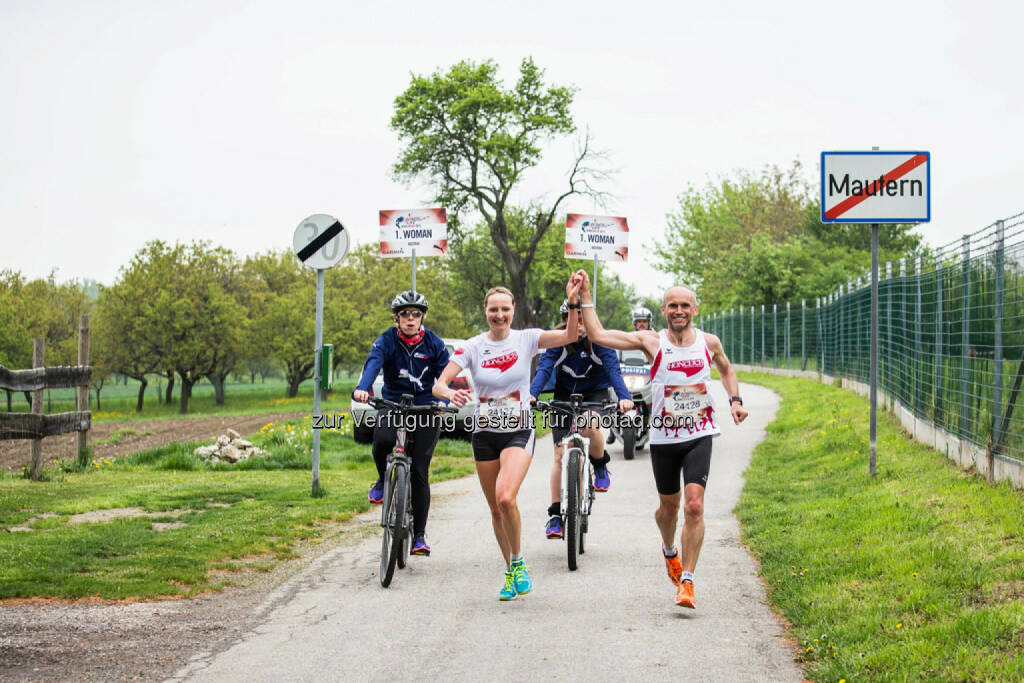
[499,570,517,601]
[510,558,532,595]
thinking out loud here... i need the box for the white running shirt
[452,328,542,432]
[649,328,721,445]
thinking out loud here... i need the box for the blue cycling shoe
[368,480,384,504]
[594,465,611,492]
[411,533,431,556]
[545,515,564,539]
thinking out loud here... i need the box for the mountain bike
[362,394,457,587]
[536,394,617,571]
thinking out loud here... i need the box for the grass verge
[0,414,473,600]
[737,372,1024,680]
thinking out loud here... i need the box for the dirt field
[0,411,307,472]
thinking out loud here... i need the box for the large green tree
[391,57,608,327]
[653,161,923,310]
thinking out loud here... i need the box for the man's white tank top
[649,328,720,445]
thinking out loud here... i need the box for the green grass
[0,414,473,600]
[4,376,361,422]
[737,372,1024,681]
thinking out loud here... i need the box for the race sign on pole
[379,208,448,258]
[292,214,349,497]
[821,151,930,223]
[564,214,629,262]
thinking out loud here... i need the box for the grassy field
[737,372,1024,680]
[0,413,473,599]
[3,376,361,422]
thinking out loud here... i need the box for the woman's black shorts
[471,429,536,462]
[649,436,713,495]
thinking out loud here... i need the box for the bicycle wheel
[393,465,410,571]
[379,465,406,587]
[566,448,582,571]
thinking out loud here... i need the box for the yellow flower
[896,622,902,629]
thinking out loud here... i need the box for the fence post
[914,257,923,416]
[801,299,806,371]
[77,314,90,466]
[885,262,892,405]
[935,256,944,425]
[817,298,823,373]
[960,236,970,439]
[751,306,755,367]
[899,259,907,403]
[992,220,1005,469]
[761,304,765,363]
[741,305,749,366]
[839,285,845,376]
[29,338,44,481]
[786,303,794,370]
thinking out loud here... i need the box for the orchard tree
[391,57,608,327]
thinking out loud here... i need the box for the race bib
[479,394,524,428]
[664,385,708,426]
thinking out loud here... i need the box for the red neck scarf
[398,328,424,346]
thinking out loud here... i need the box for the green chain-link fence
[706,210,1024,466]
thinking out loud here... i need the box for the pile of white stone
[193,428,269,464]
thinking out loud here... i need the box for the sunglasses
[397,310,423,319]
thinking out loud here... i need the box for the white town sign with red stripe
[821,151,930,223]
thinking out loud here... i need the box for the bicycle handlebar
[357,394,459,414]
[534,399,620,417]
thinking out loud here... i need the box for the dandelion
[896,622,902,629]
[911,572,918,578]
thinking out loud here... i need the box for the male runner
[573,271,748,608]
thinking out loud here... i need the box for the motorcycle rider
[530,299,633,539]
[352,291,450,557]
[632,306,653,331]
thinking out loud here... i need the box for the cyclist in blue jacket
[529,299,633,539]
[353,291,450,556]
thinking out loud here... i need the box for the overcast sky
[2,0,1021,298]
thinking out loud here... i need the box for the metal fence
[705,210,1024,467]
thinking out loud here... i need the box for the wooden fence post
[29,338,44,481]
[77,314,90,465]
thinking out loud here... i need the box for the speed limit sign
[292,214,349,269]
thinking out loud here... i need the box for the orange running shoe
[675,580,696,609]
[662,550,682,586]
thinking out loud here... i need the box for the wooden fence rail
[0,365,92,392]
[0,411,92,439]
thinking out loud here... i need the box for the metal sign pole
[411,248,417,294]
[592,255,598,305]
[870,224,879,477]
[312,268,325,495]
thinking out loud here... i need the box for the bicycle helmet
[391,290,429,313]
[631,306,653,324]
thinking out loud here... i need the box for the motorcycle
[608,348,651,460]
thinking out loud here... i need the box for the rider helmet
[391,290,429,314]
[559,298,570,317]
[631,306,653,324]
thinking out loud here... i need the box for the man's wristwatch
[729,396,743,406]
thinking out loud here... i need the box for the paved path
[173,382,800,682]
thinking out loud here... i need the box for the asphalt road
[172,382,801,682]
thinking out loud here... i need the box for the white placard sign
[821,151,930,223]
[292,214,349,269]
[379,208,448,258]
[564,213,629,262]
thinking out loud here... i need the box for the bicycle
[535,394,618,571]
[361,394,457,587]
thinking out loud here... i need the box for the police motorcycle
[607,307,654,460]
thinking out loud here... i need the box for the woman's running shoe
[545,515,564,539]
[499,571,517,601]
[411,533,430,556]
[367,480,384,504]
[510,558,532,595]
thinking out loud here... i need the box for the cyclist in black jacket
[353,291,450,556]
[530,299,633,539]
